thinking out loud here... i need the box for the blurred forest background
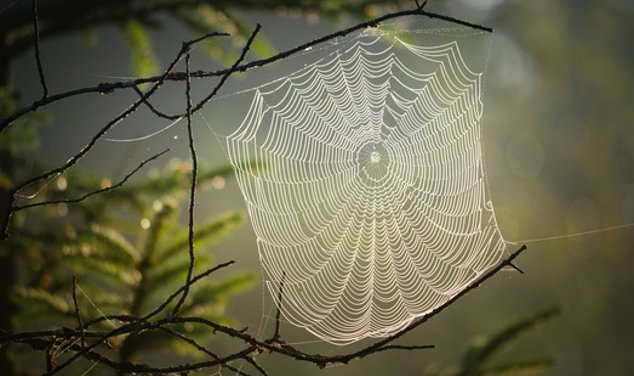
[1,0,633,375]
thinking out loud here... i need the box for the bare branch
[71,274,85,348]
[267,271,286,344]
[1,31,226,238]
[143,260,236,321]
[336,245,529,364]
[1,246,527,374]
[369,344,435,354]
[132,85,177,120]
[11,149,169,212]
[171,47,197,316]
[508,261,525,274]
[17,334,256,375]
[0,4,492,131]
[0,5,522,376]
[171,24,260,315]
[190,24,262,115]
[31,0,48,99]
[45,341,54,372]
[245,356,270,376]
[165,246,527,369]
[158,327,253,376]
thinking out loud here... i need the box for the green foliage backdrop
[1,0,633,375]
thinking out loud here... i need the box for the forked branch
[0,3,520,375]
[0,2,492,132]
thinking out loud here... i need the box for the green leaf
[176,3,275,66]
[66,256,140,287]
[478,357,555,376]
[121,19,160,79]
[0,171,12,191]
[221,8,276,58]
[203,273,255,298]
[11,287,70,316]
[159,211,244,262]
[175,6,236,65]
[140,200,177,262]
[198,164,239,184]
[145,253,211,294]
[90,224,140,263]
[177,273,254,323]
[458,307,561,376]
[0,87,51,151]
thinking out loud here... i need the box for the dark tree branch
[335,246,529,364]
[1,31,226,239]
[18,334,256,375]
[0,246,528,374]
[45,341,54,372]
[245,356,270,376]
[0,4,525,376]
[171,47,197,316]
[71,274,85,348]
[132,85,177,120]
[189,24,261,115]
[11,149,169,212]
[369,344,435,354]
[31,0,48,99]
[143,260,235,321]
[1,328,108,343]
[172,24,260,315]
[158,326,253,376]
[508,261,525,274]
[0,4,492,131]
[267,271,286,344]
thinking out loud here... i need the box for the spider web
[210,26,506,345]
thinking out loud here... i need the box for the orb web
[223,29,506,345]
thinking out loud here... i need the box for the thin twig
[508,261,525,274]
[167,246,528,369]
[189,24,261,115]
[132,85,176,120]
[335,245,529,364]
[71,274,85,348]
[1,328,104,343]
[43,261,233,374]
[45,340,54,372]
[171,24,260,315]
[1,32,226,239]
[12,149,169,211]
[31,0,48,99]
[0,4,491,131]
[369,344,435,354]
[0,5,515,375]
[16,333,255,375]
[245,356,270,376]
[12,65,176,195]
[267,271,285,344]
[3,245,527,374]
[6,33,224,210]
[144,260,235,321]
[158,327,253,376]
[170,47,197,316]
